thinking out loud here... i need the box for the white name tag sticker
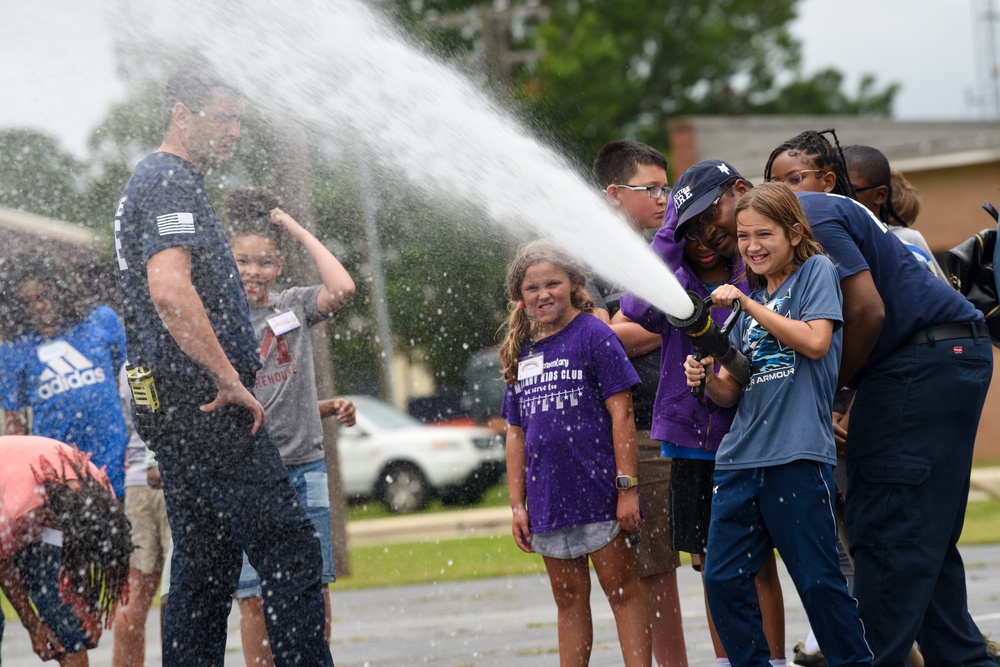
[41,526,64,547]
[267,311,301,335]
[37,341,68,363]
[517,353,544,381]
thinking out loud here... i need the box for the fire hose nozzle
[667,290,751,397]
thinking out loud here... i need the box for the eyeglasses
[769,169,826,187]
[683,182,735,241]
[614,184,668,199]
[851,183,882,193]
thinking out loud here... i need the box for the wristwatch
[615,475,639,490]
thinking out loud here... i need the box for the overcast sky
[0,0,988,157]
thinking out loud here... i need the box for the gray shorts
[531,520,620,559]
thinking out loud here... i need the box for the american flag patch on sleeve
[156,212,196,235]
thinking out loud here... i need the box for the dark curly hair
[764,129,856,199]
[43,454,132,632]
[224,186,284,251]
[0,248,104,342]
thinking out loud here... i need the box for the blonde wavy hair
[498,240,596,384]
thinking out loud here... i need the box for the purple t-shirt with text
[501,313,640,534]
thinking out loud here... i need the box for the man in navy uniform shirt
[113,57,333,667]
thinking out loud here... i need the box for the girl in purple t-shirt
[499,240,650,667]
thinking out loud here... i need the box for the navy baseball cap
[671,160,744,242]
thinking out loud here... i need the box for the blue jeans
[237,459,335,598]
[137,374,333,667]
[847,334,993,667]
[706,462,872,667]
[14,542,91,655]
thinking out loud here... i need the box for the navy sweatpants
[847,333,993,667]
[137,375,334,667]
[705,461,872,667]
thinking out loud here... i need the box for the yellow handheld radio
[126,362,160,413]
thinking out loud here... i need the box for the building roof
[0,206,98,247]
[668,115,1000,181]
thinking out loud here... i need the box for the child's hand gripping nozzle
[667,291,751,399]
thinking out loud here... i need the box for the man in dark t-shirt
[113,57,333,667]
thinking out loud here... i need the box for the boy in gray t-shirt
[225,187,356,666]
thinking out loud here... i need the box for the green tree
[753,69,901,115]
[517,0,898,162]
[0,129,83,222]
[384,0,899,166]
[312,160,511,396]
[382,201,511,390]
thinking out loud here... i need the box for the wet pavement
[6,469,1000,666]
[3,542,1000,666]
[330,543,1000,667]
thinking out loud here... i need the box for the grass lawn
[344,482,509,521]
[335,492,1000,589]
[959,496,1000,544]
[338,533,548,590]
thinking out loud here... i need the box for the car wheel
[442,464,504,506]
[440,485,480,506]
[379,463,430,513]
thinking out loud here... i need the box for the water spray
[163,0,697,323]
[667,291,750,398]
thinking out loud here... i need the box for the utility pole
[272,122,353,576]
[357,151,399,407]
[975,0,1000,117]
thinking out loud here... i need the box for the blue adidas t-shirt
[798,192,981,374]
[113,152,261,380]
[0,306,129,495]
[716,255,843,470]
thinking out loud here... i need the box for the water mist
[134,0,695,320]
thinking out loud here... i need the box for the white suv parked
[338,395,505,513]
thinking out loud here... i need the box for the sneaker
[792,641,829,667]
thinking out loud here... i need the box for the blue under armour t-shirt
[0,305,129,495]
[715,255,843,471]
[113,152,261,380]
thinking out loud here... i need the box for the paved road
[4,543,1000,666]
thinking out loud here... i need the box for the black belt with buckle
[902,321,988,347]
